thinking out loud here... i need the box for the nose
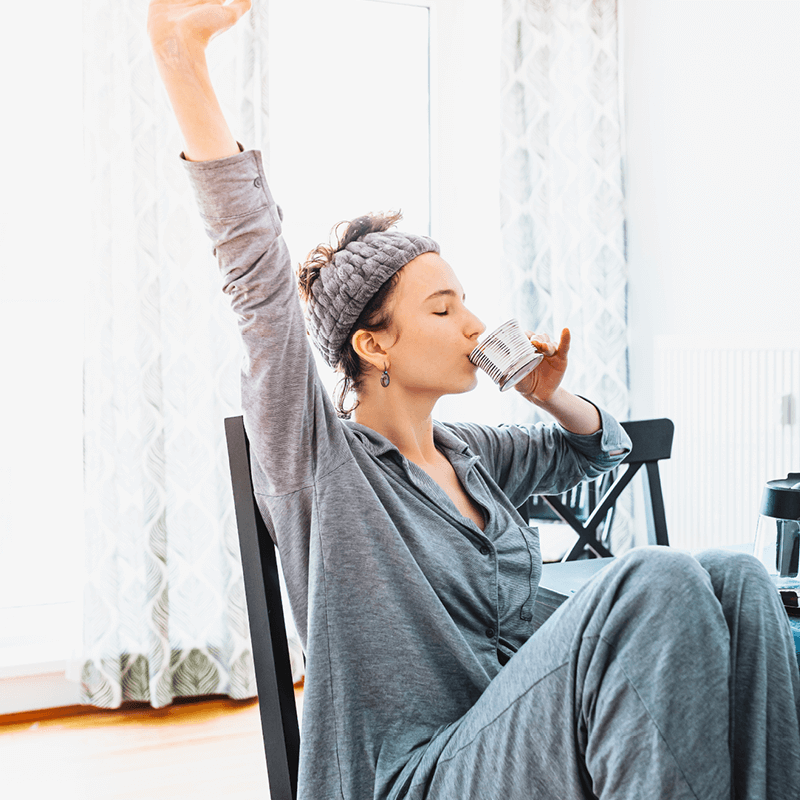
[468,309,486,341]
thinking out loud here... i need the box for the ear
[351,329,389,371]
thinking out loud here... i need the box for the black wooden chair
[224,415,299,800]
[517,418,675,560]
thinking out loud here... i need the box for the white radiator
[654,339,800,551]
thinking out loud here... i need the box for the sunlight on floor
[0,696,302,800]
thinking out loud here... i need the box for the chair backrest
[524,471,613,524]
[224,416,299,800]
[519,417,675,560]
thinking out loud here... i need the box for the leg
[695,549,800,799]
[414,547,733,800]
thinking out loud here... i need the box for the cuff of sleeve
[559,396,632,455]
[179,143,276,221]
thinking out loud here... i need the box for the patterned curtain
[79,0,293,708]
[499,0,632,551]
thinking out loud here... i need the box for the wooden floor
[0,693,303,800]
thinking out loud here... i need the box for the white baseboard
[0,667,81,716]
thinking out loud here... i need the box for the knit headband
[305,229,440,369]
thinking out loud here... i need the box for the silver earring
[381,367,390,388]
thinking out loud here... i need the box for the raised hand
[148,0,252,54]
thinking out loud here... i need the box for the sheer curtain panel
[499,0,632,550]
[79,0,276,708]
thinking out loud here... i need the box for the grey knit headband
[305,229,440,369]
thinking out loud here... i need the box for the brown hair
[297,211,404,418]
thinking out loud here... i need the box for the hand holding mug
[512,327,571,404]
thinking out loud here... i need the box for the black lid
[759,473,800,520]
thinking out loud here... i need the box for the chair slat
[520,418,675,560]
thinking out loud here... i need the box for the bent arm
[444,402,632,508]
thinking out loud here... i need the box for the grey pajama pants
[422,547,800,800]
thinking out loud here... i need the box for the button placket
[517,525,540,623]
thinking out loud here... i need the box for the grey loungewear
[181,146,800,800]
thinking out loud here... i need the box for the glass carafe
[754,473,800,605]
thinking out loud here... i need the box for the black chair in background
[517,418,675,560]
[224,415,299,800]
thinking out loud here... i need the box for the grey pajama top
[181,147,632,800]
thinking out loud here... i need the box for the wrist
[148,17,181,55]
[529,386,565,411]
[533,389,602,436]
[151,32,207,75]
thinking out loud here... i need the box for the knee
[695,547,774,595]
[596,547,727,647]
[598,546,721,617]
[695,547,762,574]
[615,545,709,594]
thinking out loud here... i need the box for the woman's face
[377,252,486,396]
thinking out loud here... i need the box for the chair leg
[644,461,669,546]
[601,504,616,549]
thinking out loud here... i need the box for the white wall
[622,0,800,417]
[0,0,86,716]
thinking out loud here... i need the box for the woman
[147,2,800,798]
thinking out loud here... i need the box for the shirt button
[254,177,262,188]
[479,545,490,556]
[485,627,495,639]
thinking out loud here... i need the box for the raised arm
[147,0,249,162]
[147,0,350,500]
